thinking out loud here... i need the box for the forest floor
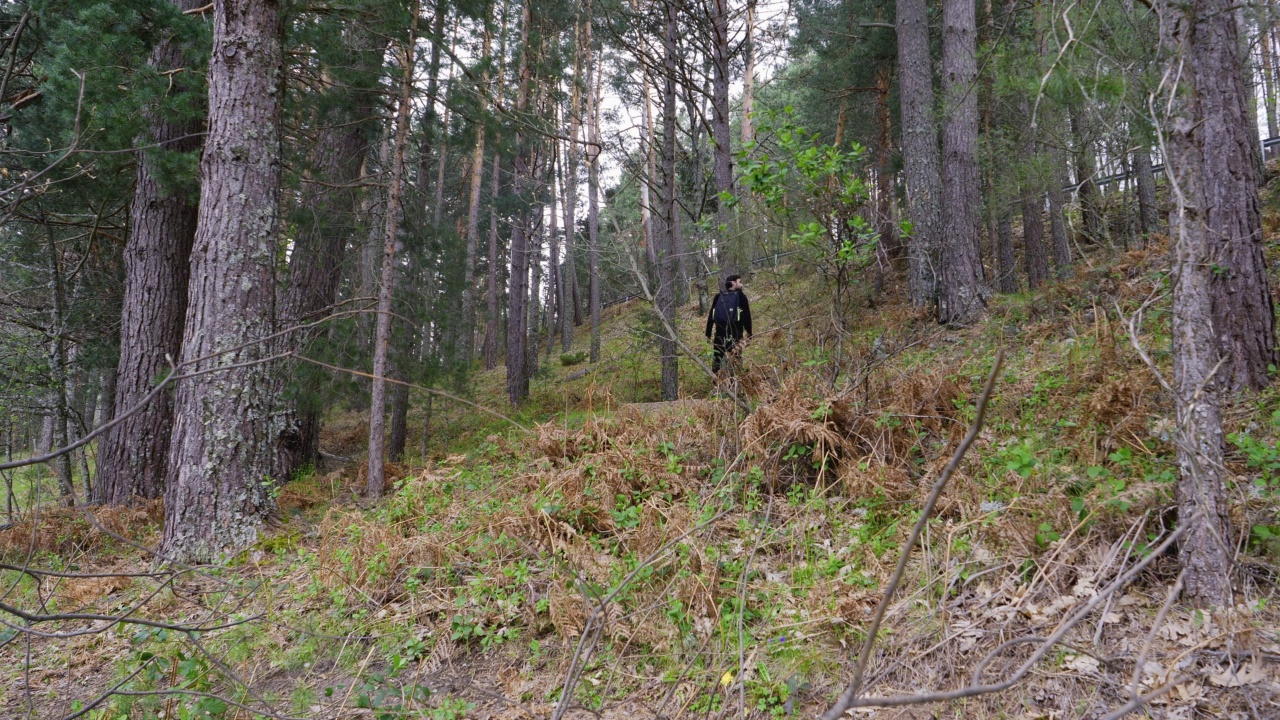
[5,225,1280,718]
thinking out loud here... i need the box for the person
[705,274,753,374]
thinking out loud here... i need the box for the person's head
[725,275,742,291]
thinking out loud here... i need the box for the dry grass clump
[741,362,962,494]
[0,500,162,559]
[314,500,446,604]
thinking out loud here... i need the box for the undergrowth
[2,245,1280,718]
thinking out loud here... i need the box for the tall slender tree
[368,7,418,496]
[938,0,987,324]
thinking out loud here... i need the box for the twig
[821,350,1005,720]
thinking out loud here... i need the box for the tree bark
[95,0,204,506]
[1069,106,1105,245]
[506,4,533,404]
[547,149,561,361]
[658,0,679,401]
[460,24,491,364]
[1046,139,1073,277]
[367,11,417,497]
[1162,0,1276,607]
[274,33,381,484]
[485,149,502,371]
[874,66,898,263]
[741,0,756,147]
[896,0,942,309]
[710,0,736,279]
[995,208,1018,294]
[585,7,602,363]
[1260,25,1278,140]
[938,0,987,324]
[1020,187,1050,288]
[560,39,581,351]
[44,229,75,505]
[1133,143,1159,241]
[162,0,283,562]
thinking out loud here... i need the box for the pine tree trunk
[585,8,602,363]
[1020,187,1049,288]
[1162,0,1276,607]
[658,1,679,401]
[1133,143,1158,241]
[896,0,942,308]
[486,150,502,371]
[873,68,898,267]
[274,34,380,483]
[162,0,283,562]
[45,229,75,505]
[387,371,409,463]
[1046,142,1073,277]
[711,0,736,279]
[460,24,490,364]
[1069,107,1105,245]
[367,13,417,496]
[95,0,203,506]
[641,65,659,271]
[938,0,987,324]
[547,151,560,362]
[506,5,533,404]
[741,0,756,147]
[1260,25,1278,140]
[995,208,1018,294]
[560,49,581,351]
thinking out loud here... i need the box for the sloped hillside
[3,243,1280,719]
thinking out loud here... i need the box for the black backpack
[712,291,739,327]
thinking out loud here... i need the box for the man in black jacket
[705,275,753,373]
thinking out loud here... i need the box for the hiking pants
[712,331,740,373]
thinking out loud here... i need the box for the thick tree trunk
[896,0,942,308]
[95,0,203,506]
[938,0,987,324]
[1163,0,1276,607]
[367,14,417,497]
[274,41,379,483]
[658,1,679,401]
[162,0,283,562]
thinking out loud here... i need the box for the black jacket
[705,290,753,339]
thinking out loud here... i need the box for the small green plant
[747,665,791,717]
[429,696,476,720]
[560,350,589,366]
